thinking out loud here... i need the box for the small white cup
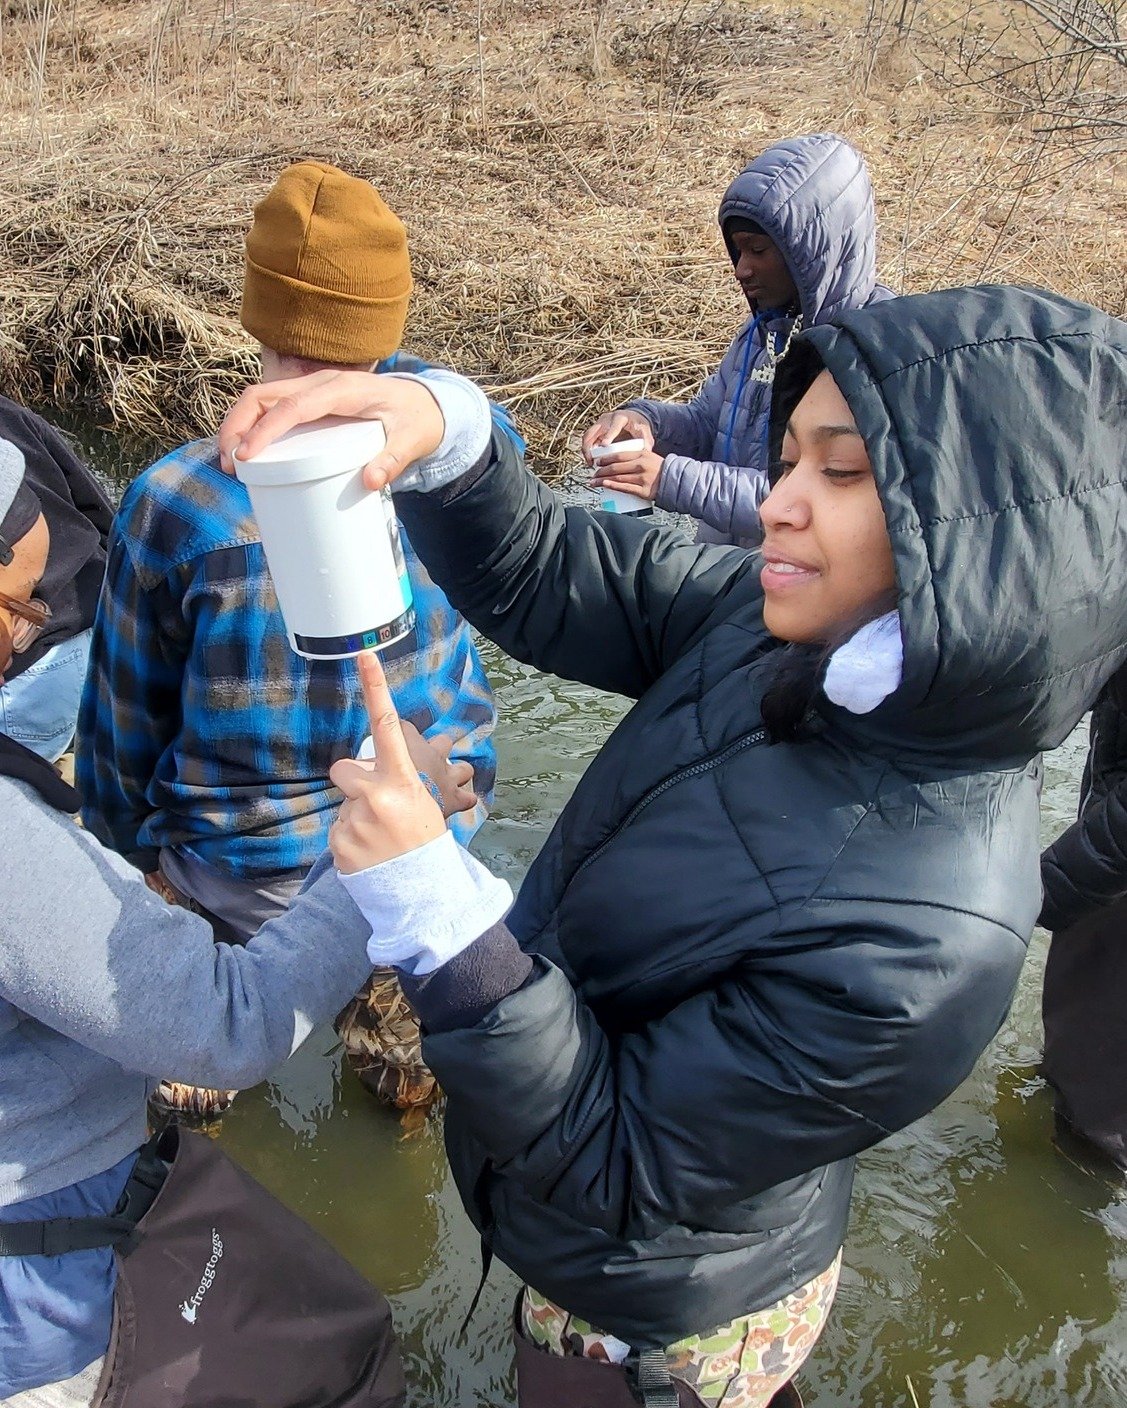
[234,416,415,659]
[590,438,654,516]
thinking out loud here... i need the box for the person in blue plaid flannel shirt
[76,162,517,1112]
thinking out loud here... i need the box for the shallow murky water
[81,420,1123,1408]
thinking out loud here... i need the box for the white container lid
[234,416,387,486]
[590,437,646,461]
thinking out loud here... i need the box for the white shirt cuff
[339,830,513,976]
[386,370,493,493]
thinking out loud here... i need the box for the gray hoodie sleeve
[0,782,374,1089]
[654,455,769,546]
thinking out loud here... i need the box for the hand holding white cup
[219,370,445,491]
[580,410,655,466]
[589,439,661,514]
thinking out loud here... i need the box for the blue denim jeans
[0,628,92,761]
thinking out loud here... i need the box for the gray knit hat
[0,438,39,566]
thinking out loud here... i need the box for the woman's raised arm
[219,368,764,699]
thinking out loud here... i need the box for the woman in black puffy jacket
[219,285,1127,1408]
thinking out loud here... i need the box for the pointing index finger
[357,650,415,780]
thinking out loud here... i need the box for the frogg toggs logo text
[179,1228,224,1324]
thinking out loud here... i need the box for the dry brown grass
[0,0,1121,477]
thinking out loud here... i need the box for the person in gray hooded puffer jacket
[583,132,892,547]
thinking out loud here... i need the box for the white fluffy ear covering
[822,611,903,714]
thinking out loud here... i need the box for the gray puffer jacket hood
[632,133,892,547]
[718,131,885,323]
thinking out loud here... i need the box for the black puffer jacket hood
[774,284,1127,763]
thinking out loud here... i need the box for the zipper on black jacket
[572,727,768,881]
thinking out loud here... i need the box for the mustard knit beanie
[241,161,413,365]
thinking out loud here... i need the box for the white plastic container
[590,438,654,517]
[234,416,414,659]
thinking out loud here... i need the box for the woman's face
[0,514,49,682]
[759,371,896,645]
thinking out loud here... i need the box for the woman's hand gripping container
[234,417,414,659]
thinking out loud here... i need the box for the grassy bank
[0,0,1122,474]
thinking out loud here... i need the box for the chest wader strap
[0,1213,138,1257]
[457,1237,494,1341]
[0,1129,171,1259]
[632,1348,680,1408]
